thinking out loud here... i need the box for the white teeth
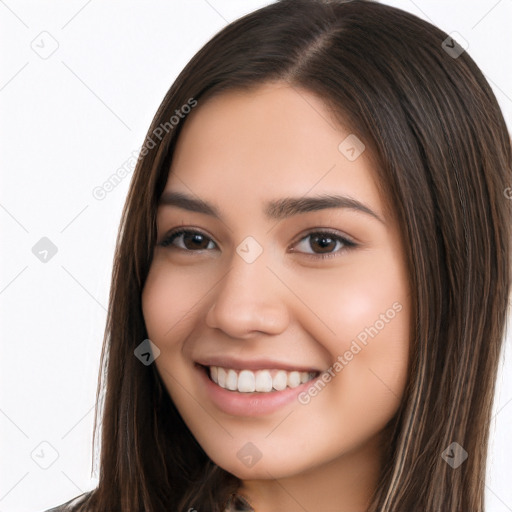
[207,366,317,393]
[211,366,218,384]
[255,370,273,392]
[226,369,238,391]
[238,370,255,392]
[273,370,288,391]
[287,371,301,388]
[217,367,226,388]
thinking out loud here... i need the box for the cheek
[289,248,409,350]
[332,307,410,418]
[141,262,200,406]
[141,259,206,342]
[289,246,410,412]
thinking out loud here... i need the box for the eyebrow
[158,191,384,224]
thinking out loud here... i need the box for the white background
[1,1,511,511]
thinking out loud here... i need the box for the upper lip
[195,356,321,373]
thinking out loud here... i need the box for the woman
[43,0,511,510]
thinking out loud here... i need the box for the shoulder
[40,491,92,512]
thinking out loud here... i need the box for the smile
[207,366,319,393]
[195,362,323,416]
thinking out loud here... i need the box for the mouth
[195,361,324,416]
[198,364,320,393]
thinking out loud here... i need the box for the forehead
[162,82,384,221]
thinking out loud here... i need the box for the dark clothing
[41,492,88,511]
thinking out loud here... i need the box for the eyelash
[158,228,357,260]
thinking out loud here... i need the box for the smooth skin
[142,82,411,512]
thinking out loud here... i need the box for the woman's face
[142,81,411,480]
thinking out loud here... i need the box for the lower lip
[195,364,320,417]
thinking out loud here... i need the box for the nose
[205,248,290,338]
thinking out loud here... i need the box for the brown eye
[291,230,357,259]
[159,229,216,251]
[309,234,338,253]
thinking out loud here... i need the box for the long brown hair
[65,0,511,510]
